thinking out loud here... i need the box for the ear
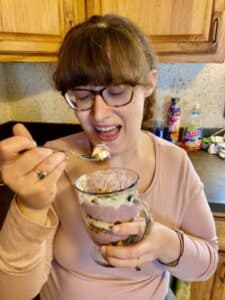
[144,69,158,97]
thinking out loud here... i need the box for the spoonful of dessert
[43,143,111,162]
[0,144,111,186]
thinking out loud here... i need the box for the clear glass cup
[75,167,152,267]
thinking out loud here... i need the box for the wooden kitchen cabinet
[190,212,225,300]
[87,0,225,63]
[0,0,225,62]
[210,255,225,299]
[0,0,85,62]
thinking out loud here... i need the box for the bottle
[153,119,164,139]
[183,103,203,151]
[166,97,181,144]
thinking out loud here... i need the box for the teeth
[96,126,116,132]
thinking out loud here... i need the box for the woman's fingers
[0,123,67,212]
[32,151,66,182]
[112,218,146,236]
[99,219,148,265]
[103,256,141,269]
[12,123,34,140]
[45,159,67,182]
[102,241,143,260]
[104,253,156,269]
[13,147,54,175]
[101,241,155,269]
[101,222,167,269]
[0,136,36,161]
[0,123,35,161]
[100,220,154,264]
[1,147,52,182]
[2,147,66,196]
[13,151,67,211]
[10,150,66,183]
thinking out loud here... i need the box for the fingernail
[101,246,106,256]
[112,226,119,233]
[58,152,66,160]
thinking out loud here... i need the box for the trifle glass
[75,167,152,267]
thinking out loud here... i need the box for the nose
[92,95,112,121]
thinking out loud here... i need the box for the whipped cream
[91,143,111,160]
[78,189,137,208]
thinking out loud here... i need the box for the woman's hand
[101,220,181,269]
[0,123,67,223]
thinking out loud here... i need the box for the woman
[0,14,218,300]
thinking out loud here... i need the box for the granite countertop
[188,150,225,213]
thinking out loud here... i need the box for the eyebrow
[71,86,105,90]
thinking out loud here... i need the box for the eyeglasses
[64,84,135,111]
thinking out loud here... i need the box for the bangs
[54,25,150,94]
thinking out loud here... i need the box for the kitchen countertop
[188,150,225,213]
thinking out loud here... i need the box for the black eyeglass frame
[63,85,135,111]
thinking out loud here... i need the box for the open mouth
[95,125,122,141]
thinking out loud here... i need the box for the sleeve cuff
[0,199,59,271]
[0,198,58,246]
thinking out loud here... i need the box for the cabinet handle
[211,17,219,44]
[220,263,225,283]
[69,18,75,27]
[65,12,75,27]
[220,273,225,283]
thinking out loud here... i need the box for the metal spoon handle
[42,146,98,161]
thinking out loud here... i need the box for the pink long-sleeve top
[0,132,218,300]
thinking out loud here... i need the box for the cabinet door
[215,218,225,251]
[87,0,225,62]
[210,254,225,299]
[190,276,214,300]
[0,0,85,61]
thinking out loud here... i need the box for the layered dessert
[79,188,139,245]
[75,168,142,245]
[91,143,111,160]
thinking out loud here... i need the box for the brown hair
[53,14,157,127]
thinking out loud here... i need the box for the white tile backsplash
[0,62,225,127]
[156,63,225,128]
[1,63,76,124]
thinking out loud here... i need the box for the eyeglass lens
[65,85,134,110]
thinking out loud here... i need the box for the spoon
[0,146,106,186]
[42,146,109,162]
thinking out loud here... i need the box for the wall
[156,63,225,128]
[0,64,11,122]
[0,62,225,128]
[1,63,76,124]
